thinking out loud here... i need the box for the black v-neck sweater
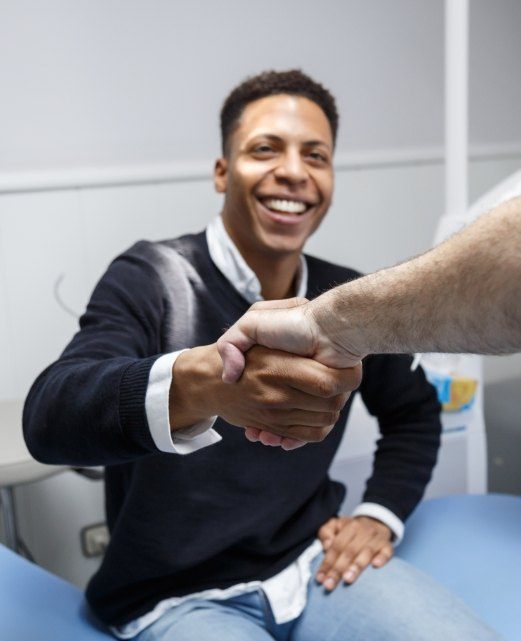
[23,232,441,626]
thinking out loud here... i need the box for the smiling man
[24,70,501,640]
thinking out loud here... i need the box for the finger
[217,313,261,383]
[371,544,394,568]
[274,389,349,413]
[244,427,261,442]
[258,430,285,447]
[318,518,338,551]
[250,297,309,311]
[272,423,334,443]
[342,546,374,584]
[316,519,357,582]
[218,339,250,383]
[251,431,304,450]
[324,533,379,590]
[321,567,342,591]
[289,366,361,399]
[262,409,341,428]
[280,436,306,450]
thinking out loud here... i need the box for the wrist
[169,344,222,431]
[306,288,367,364]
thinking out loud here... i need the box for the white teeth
[264,198,307,214]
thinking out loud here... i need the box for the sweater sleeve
[358,354,442,522]
[23,244,168,466]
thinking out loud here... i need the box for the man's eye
[255,145,274,153]
[308,151,327,162]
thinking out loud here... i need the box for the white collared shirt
[114,216,403,638]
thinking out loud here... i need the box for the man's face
[214,94,334,258]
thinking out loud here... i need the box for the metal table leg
[0,486,19,552]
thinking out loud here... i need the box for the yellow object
[443,377,478,412]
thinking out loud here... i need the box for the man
[24,70,501,640]
[217,194,521,447]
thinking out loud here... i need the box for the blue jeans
[136,555,503,640]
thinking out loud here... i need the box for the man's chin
[258,235,307,257]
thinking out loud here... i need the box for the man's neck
[220,217,302,300]
[246,251,301,300]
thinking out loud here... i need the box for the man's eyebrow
[250,134,331,150]
[249,134,284,143]
[302,139,331,150]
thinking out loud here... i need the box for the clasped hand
[171,344,361,446]
[216,298,363,449]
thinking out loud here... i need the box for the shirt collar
[206,215,308,305]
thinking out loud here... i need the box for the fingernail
[316,572,325,583]
[324,577,336,590]
[343,571,356,583]
[323,539,332,550]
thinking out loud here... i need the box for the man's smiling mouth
[260,198,311,215]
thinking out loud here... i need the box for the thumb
[217,314,259,383]
[249,296,309,311]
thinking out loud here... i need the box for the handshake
[215,298,364,450]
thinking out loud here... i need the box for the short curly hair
[220,69,338,155]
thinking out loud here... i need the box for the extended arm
[312,195,521,358]
[24,245,360,466]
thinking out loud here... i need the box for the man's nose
[274,150,307,184]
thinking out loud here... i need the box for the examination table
[1,493,520,640]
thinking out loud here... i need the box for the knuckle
[321,411,338,426]
[285,426,312,442]
[259,390,283,409]
[352,363,364,387]
[330,539,344,555]
[305,430,322,443]
[315,426,333,442]
[343,546,357,560]
[314,376,336,398]
[329,395,346,412]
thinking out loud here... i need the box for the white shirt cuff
[145,351,222,455]
[351,502,405,545]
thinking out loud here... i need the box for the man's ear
[214,157,228,194]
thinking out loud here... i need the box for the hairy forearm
[310,197,521,356]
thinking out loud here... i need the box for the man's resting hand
[316,515,394,590]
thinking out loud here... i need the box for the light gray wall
[1,0,444,170]
[470,0,521,146]
[3,1,520,170]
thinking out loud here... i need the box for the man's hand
[216,299,364,449]
[170,343,361,447]
[217,298,363,385]
[316,516,394,590]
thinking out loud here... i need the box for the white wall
[2,0,520,173]
[1,0,444,170]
